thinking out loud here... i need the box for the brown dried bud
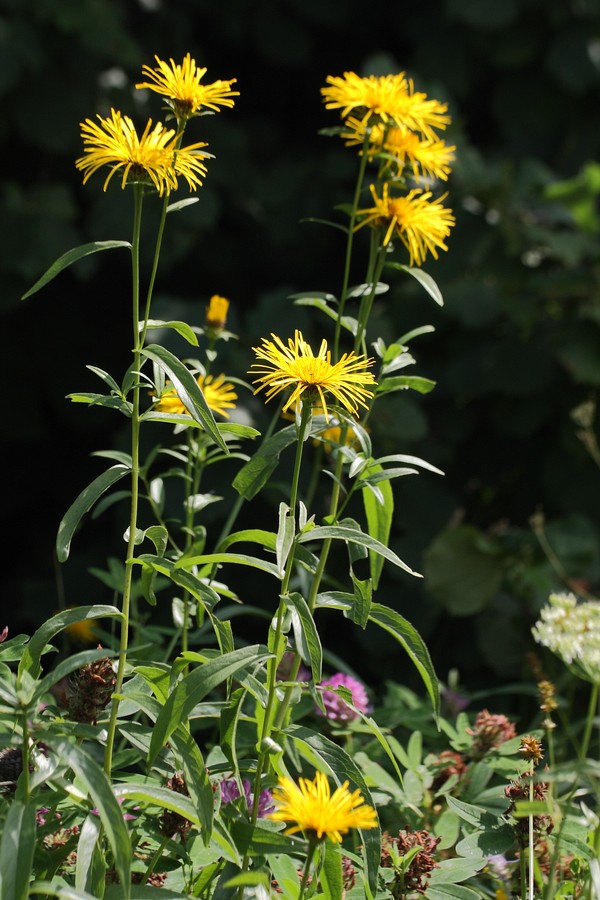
[67,648,115,725]
[381,827,440,896]
[159,773,192,841]
[0,746,23,791]
[467,709,516,757]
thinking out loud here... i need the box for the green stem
[527,768,534,900]
[354,240,386,356]
[579,680,599,761]
[139,193,169,348]
[298,838,319,900]
[334,131,371,361]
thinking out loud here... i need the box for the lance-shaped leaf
[282,591,322,681]
[368,603,439,719]
[57,465,130,562]
[298,524,421,578]
[148,645,269,762]
[0,800,36,900]
[21,241,132,300]
[141,344,227,452]
[18,605,121,680]
[387,262,444,306]
[360,463,393,589]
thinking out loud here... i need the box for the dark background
[2,0,600,707]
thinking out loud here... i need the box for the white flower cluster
[532,592,600,684]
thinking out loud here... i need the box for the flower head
[219,778,275,817]
[67,650,115,725]
[268,770,377,843]
[355,183,455,266]
[520,735,544,765]
[205,294,230,332]
[317,672,370,722]
[76,108,209,195]
[154,373,237,419]
[532,592,600,684]
[342,117,455,182]
[467,709,517,758]
[322,71,450,138]
[381,828,440,893]
[136,53,238,119]
[249,331,376,422]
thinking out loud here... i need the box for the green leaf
[298,525,421,578]
[38,736,131,893]
[232,424,299,500]
[229,822,308,857]
[376,375,436,395]
[56,465,130,562]
[21,241,131,300]
[276,502,295,576]
[368,603,440,719]
[387,263,444,306]
[0,634,29,662]
[141,344,227,451]
[320,840,343,900]
[361,463,394,589]
[148,645,269,762]
[423,525,504,616]
[429,856,487,885]
[113,782,200,824]
[425,885,482,900]
[30,883,100,899]
[144,319,199,345]
[286,724,381,895]
[18,605,121,680]
[35,648,115,703]
[75,814,104,895]
[165,728,214,842]
[0,800,36,900]
[167,197,200,213]
[176,551,281,580]
[445,795,491,828]
[283,591,323,681]
[132,554,220,608]
[455,824,515,857]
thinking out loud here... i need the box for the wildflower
[160,773,192,840]
[154,373,237,419]
[428,749,468,792]
[520,735,543,764]
[316,672,370,722]
[205,294,230,332]
[322,71,450,138]
[355,183,455,267]
[76,108,210,195]
[250,331,376,422]
[219,778,275,817]
[381,827,440,894]
[505,776,553,844]
[342,117,455,182]
[467,709,517,758]
[268,770,377,843]
[532,592,600,684]
[136,53,238,119]
[537,679,558,728]
[67,649,115,725]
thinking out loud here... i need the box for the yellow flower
[65,617,97,644]
[155,373,237,419]
[205,294,230,331]
[136,53,238,118]
[355,183,455,266]
[342,118,455,182]
[76,108,209,194]
[268,770,378,843]
[322,71,450,139]
[249,331,376,422]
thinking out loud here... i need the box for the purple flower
[219,778,275,817]
[316,672,370,722]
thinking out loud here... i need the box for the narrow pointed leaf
[141,344,227,451]
[283,591,322,681]
[368,603,439,718]
[298,525,421,577]
[57,465,130,561]
[19,605,121,679]
[361,463,393,589]
[387,263,444,306]
[148,645,269,762]
[21,241,131,299]
[0,800,36,900]
[144,319,199,346]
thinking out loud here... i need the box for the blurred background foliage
[3,0,600,705]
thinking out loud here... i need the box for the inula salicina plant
[0,53,598,900]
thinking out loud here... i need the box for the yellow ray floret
[356,183,455,267]
[249,331,376,421]
[322,71,450,139]
[136,53,238,116]
[76,108,209,194]
[268,770,378,843]
[342,118,455,182]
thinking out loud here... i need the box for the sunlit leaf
[21,241,131,300]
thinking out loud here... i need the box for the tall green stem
[104,185,144,777]
[333,132,371,361]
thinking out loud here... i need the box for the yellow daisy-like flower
[322,71,450,139]
[154,373,237,419]
[355,183,455,266]
[249,331,376,422]
[268,770,378,843]
[342,117,455,182]
[76,108,210,194]
[205,294,230,331]
[136,53,239,118]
